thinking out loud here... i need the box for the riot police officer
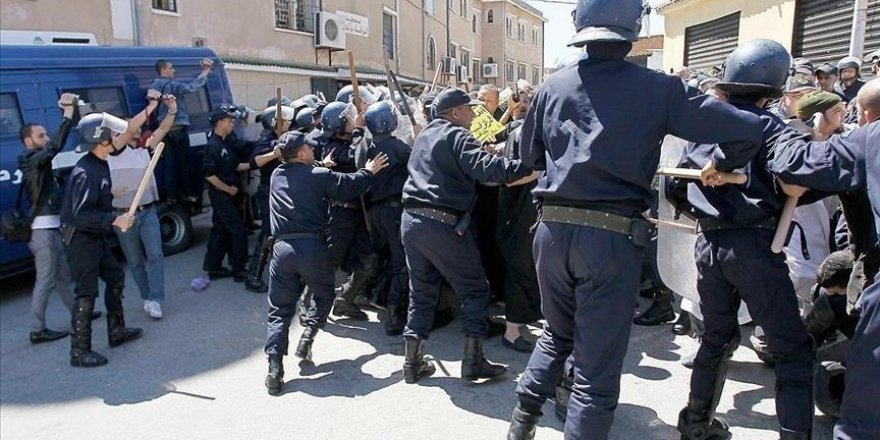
[244,105,295,293]
[400,87,533,384]
[61,112,143,367]
[363,101,412,335]
[318,100,375,320]
[505,1,766,439]
[676,40,815,440]
[203,106,251,281]
[264,130,387,395]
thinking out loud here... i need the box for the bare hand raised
[365,153,389,174]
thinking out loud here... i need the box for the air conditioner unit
[315,12,346,50]
[482,63,499,78]
[443,57,457,75]
[457,65,469,83]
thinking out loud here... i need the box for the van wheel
[158,203,192,256]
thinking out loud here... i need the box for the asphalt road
[0,214,836,440]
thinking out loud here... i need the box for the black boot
[384,305,406,336]
[506,405,542,440]
[69,297,108,368]
[332,269,369,320]
[298,289,312,327]
[245,243,269,293]
[677,397,732,440]
[673,311,692,335]
[403,337,435,384]
[245,277,268,293]
[265,354,284,396]
[295,327,318,361]
[462,337,506,380]
[106,287,142,348]
[634,288,675,326]
[779,429,811,440]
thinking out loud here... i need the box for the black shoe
[502,336,535,353]
[507,406,542,440]
[246,278,268,293]
[331,297,368,320]
[633,299,675,326]
[673,312,691,335]
[30,328,69,344]
[91,311,102,321]
[295,327,318,361]
[70,350,108,367]
[232,270,248,283]
[265,355,284,396]
[462,337,507,380]
[487,319,506,338]
[207,267,233,280]
[403,338,435,384]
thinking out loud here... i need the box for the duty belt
[537,205,649,246]
[274,232,323,242]
[697,217,777,232]
[330,201,359,210]
[404,207,458,227]
[376,198,403,209]
[116,202,154,214]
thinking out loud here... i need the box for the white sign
[335,11,369,37]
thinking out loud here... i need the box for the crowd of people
[13,0,880,438]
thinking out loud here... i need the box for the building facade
[659,0,879,77]
[0,0,545,109]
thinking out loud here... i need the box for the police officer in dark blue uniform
[61,112,143,368]
[244,106,295,293]
[363,100,412,335]
[675,40,816,440]
[263,131,388,395]
[400,87,533,384]
[317,101,376,320]
[203,107,251,282]
[767,78,879,440]
[504,1,767,438]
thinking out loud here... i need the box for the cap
[209,106,239,126]
[791,57,814,76]
[814,63,839,75]
[796,91,843,121]
[277,130,318,160]
[433,88,483,114]
[784,74,818,93]
[866,49,880,64]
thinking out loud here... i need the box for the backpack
[1,185,33,243]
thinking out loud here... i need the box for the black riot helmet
[715,39,792,99]
[568,0,649,47]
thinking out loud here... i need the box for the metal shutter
[684,12,741,71]
[794,0,880,77]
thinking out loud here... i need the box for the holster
[61,224,77,247]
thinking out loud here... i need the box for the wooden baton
[347,51,363,110]
[656,167,748,186]
[771,196,799,253]
[127,142,166,220]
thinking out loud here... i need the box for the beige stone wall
[661,0,796,72]
[1,0,121,45]
[225,68,314,110]
[479,0,544,85]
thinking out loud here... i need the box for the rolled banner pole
[274,87,282,133]
[771,196,799,253]
[656,167,748,185]
[127,142,165,219]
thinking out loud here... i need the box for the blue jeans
[115,205,165,302]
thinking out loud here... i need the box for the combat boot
[69,297,108,368]
[506,405,542,440]
[779,429,811,440]
[295,326,318,361]
[384,302,406,336]
[105,286,143,348]
[245,248,268,293]
[265,354,284,396]
[402,337,435,384]
[461,337,507,380]
[634,288,675,326]
[332,269,369,320]
[677,397,732,440]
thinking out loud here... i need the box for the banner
[469,105,506,143]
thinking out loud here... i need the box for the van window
[66,87,128,117]
[184,88,211,132]
[0,94,24,140]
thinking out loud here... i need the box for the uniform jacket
[60,152,116,235]
[366,133,411,204]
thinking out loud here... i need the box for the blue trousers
[692,229,814,434]
[401,212,489,339]
[265,238,335,356]
[371,205,408,310]
[204,187,247,272]
[835,280,880,440]
[328,206,373,273]
[115,205,164,302]
[515,222,642,440]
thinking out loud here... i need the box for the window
[424,0,434,15]
[518,64,527,81]
[65,87,128,117]
[460,50,470,77]
[506,16,513,37]
[0,94,23,139]
[532,66,541,84]
[487,9,493,23]
[472,59,481,82]
[533,28,539,45]
[448,42,457,60]
[427,36,437,69]
[472,14,478,33]
[274,0,318,33]
[183,88,212,132]
[460,0,468,18]
[505,60,515,82]
[383,13,395,60]
[518,23,525,42]
[152,0,177,12]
